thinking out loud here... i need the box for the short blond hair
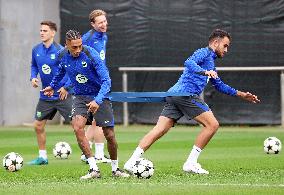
[89,9,106,23]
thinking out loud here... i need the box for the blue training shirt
[30,42,71,100]
[168,47,237,96]
[50,45,111,105]
[82,30,108,65]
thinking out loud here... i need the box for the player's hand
[204,70,218,79]
[42,86,54,97]
[57,87,68,100]
[237,91,260,103]
[31,78,39,88]
[86,100,99,114]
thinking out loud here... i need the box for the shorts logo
[104,120,109,124]
[36,111,42,118]
[42,64,51,74]
[100,50,105,61]
[76,74,88,84]
[82,61,87,67]
[71,108,75,115]
[50,54,55,60]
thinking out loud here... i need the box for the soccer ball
[264,137,282,154]
[132,158,154,179]
[53,142,72,159]
[2,152,24,172]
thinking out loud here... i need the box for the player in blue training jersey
[80,9,111,164]
[28,21,72,166]
[43,30,129,179]
[124,29,260,174]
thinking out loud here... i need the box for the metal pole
[281,71,284,127]
[122,71,129,126]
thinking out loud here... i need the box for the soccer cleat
[112,168,130,178]
[123,159,136,174]
[95,155,112,163]
[27,157,48,165]
[183,162,209,174]
[80,169,101,180]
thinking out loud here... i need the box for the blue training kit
[168,47,237,96]
[50,45,111,105]
[82,29,107,65]
[30,42,71,100]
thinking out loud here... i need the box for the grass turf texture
[0,125,283,194]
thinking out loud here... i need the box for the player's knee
[34,122,44,133]
[210,120,219,133]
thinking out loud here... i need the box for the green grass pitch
[0,125,283,194]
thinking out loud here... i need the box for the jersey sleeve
[50,51,67,90]
[210,76,237,96]
[30,48,39,80]
[184,48,208,74]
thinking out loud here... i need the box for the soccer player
[42,30,129,179]
[80,9,111,164]
[124,29,260,174]
[28,21,72,165]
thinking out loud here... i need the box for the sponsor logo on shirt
[76,74,88,84]
[42,64,51,74]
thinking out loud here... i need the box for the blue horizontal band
[107,92,195,102]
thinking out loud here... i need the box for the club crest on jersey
[100,50,105,60]
[36,111,42,118]
[50,54,56,60]
[76,74,88,84]
[82,61,87,67]
[42,64,51,74]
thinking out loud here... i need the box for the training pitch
[0,125,283,194]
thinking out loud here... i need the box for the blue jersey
[30,42,71,100]
[82,30,108,65]
[168,47,237,96]
[50,45,111,105]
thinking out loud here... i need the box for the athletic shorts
[35,95,72,123]
[72,95,114,127]
[160,96,210,123]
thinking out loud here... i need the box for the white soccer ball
[2,152,24,172]
[264,137,282,154]
[132,158,154,179]
[53,142,72,159]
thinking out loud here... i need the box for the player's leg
[123,116,174,172]
[82,122,111,163]
[28,100,57,165]
[80,124,95,163]
[95,100,129,177]
[181,96,219,174]
[72,96,100,179]
[93,125,111,163]
[102,126,129,177]
[124,97,180,172]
